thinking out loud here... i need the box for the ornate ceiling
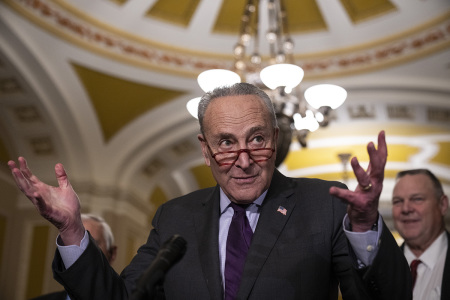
[0,0,449,223]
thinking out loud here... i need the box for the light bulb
[260,64,304,90]
[304,84,347,109]
[186,97,201,119]
[197,69,241,92]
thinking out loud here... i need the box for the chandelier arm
[190,0,348,166]
[275,0,284,62]
[253,0,259,62]
[267,0,277,61]
[279,0,294,64]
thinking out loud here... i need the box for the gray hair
[396,169,444,199]
[197,82,278,135]
[81,213,115,250]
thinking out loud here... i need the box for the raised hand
[8,157,85,245]
[329,131,387,232]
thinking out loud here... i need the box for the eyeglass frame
[204,141,275,166]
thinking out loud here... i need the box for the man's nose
[234,150,252,168]
[401,200,413,213]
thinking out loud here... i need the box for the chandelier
[187,0,347,166]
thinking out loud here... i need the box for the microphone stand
[130,235,187,300]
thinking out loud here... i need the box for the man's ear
[108,245,118,264]
[273,127,279,151]
[198,134,211,166]
[439,194,449,216]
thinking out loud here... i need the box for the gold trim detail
[5,0,450,79]
[146,0,201,27]
[340,0,397,24]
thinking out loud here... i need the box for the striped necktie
[224,202,253,300]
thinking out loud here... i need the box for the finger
[9,158,43,199]
[366,144,386,179]
[18,157,45,190]
[329,186,356,204]
[351,157,371,188]
[377,130,387,158]
[55,163,70,189]
[7,160,18,171]
[369,131,387,164]
[10,167,29,190]
[18,156,34,179]
[10,167,41,201]
[8,159,29,190]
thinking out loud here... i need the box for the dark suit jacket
[30,290,67,300]
[53,170,411,299]
[401,230,450,300]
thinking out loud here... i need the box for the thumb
[55,163,71,188]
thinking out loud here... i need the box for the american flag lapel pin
[277,206,287,215]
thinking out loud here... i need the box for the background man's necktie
[224,203,253,300]
[410,259,422,289]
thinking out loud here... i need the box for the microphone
[131,234,187,300]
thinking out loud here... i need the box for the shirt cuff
[343,214,383,267]
[56,230,89,269]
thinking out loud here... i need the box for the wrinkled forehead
[203,95,272,132]
[394,174,438,197]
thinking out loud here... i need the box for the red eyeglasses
[206,144,275,166]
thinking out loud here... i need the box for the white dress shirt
[405,231,447,300]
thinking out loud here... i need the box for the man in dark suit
[9,82,411,299]
[30,214,117,300]
[392,169,449,300]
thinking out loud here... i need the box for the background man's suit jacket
[401,230,450,300]
[53,169,412,299]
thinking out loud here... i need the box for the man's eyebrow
[214,133,235,140]
[213,126,269,140]
[249,126,265,134]
[410,193,426,198]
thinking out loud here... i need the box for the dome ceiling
[0,0,449,221]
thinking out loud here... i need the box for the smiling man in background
[392,169,449,300]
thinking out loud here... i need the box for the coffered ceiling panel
[72,62,187,142]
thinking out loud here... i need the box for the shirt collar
[404,231,448,269]
[219,188,267,214]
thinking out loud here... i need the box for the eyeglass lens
[214,148,274,165]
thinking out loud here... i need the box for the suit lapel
[441,231,450,300]
[194,186,224,300]
[238,170,296,298]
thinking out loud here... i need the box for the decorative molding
[145,0,201,27]
[29,136,54,155]
[0,77,23,94]
[13,105,42,123]
[171,140,196,156]
[5,0,450,79]
[428,107,450,123]
[299,18,450,78]
[142,158,166,178]
[5,0,231,77]
[347,105,376,119]
[340,0,396,24]
[387,105,415,120]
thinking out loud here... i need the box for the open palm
[8,157,84,244]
